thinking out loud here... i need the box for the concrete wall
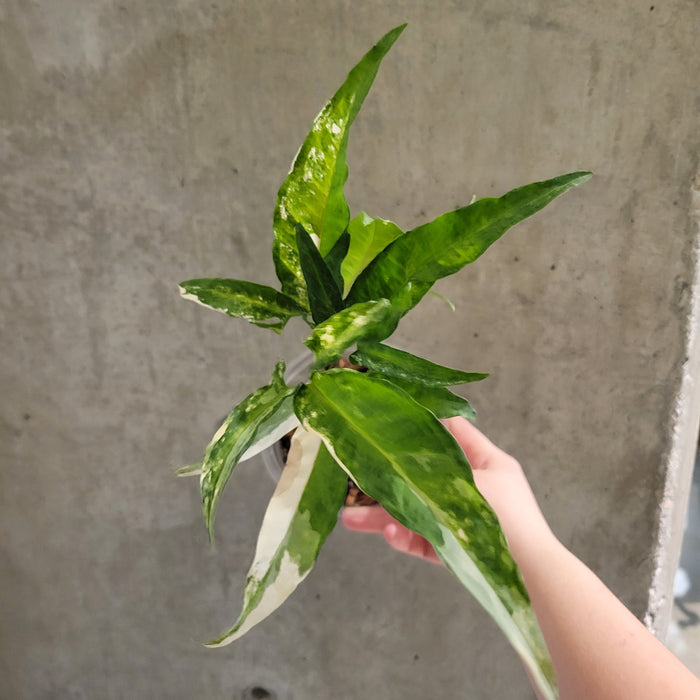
[1,1,699,698]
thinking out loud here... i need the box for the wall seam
[646,172,700,638]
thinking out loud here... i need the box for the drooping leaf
[295,224,344,324]
[323,229,351,295]
[272,24,407,306]
[347,171,592,310]
[199,363,296,540]
[351,341,488,386]
[377,375,477,420]
[304,298,403,368]
[295,369,556,700]
[179,279,306,333]
[206,427,347,647]
[341,212,405,293]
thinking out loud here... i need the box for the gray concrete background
[1,1,699,698]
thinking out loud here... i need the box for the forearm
[512,532,700,700]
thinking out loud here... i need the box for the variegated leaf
[347,171,592,312]
[294,369,556,700]
[239,395,300,463]
[304,298,401,368]
[206,427,347,646]
[351,341,488,386]
[179,279,306,333]
[377,375,477,420]
[272,24,407,306]
[199,363,295,540]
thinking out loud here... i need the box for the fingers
[382,522,442,565]
[342,507,442,565]
[341,505,394,533]
[442,416,503,471]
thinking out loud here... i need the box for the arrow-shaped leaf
[347,171,592,310]
[199,362,295,540]
[296,224,344,324]
[295,369,556,700]
[351,342,488,386]
[180,279,306,333]
[206,427,347,647]
[272,24,407,306]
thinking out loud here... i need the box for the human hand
[341,417,553,566]
[341,503,443,564]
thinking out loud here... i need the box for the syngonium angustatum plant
[179,24,590,700]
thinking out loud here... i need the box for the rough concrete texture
[1,1,699,698]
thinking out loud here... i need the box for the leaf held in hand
[294,370,556,700]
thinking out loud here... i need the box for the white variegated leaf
[239,396,300,463]
[206,427,347,647]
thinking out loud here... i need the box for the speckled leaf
[272,24,407,306]
[205,427,347,647]
[199,363,295,540]
[347,171,592,310]
[296,224,344,324]
[377,375,477,420]
[341,212,404,293]
[351,342,488,386]
[179,279,306,333]
[295,370,556,700]
[239,395,300,463]
[304,298,402,368]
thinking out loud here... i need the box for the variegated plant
[180,24,590,700]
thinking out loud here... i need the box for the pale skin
[341,416,700,700]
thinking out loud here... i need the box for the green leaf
[304,298,403,368]
[351,341,488,386]
[206,427,347,647]
[377,375,477,420]
[239,394,300,463]
[341,212,405,293]
[347,171,592,310]
[272,24,407,305]
[179,279,306,333]
[295,370,556,700]
[296,224,344,324]
[199,363,296,540]
[323,229,351,295]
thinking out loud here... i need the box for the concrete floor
[668,445,700,675]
